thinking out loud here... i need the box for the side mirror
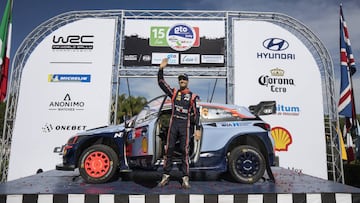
[125,119,135,128]
[248,101,276,116]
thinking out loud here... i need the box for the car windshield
[135,95,166,124]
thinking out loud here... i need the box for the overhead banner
[123,19,225,67]
[8,18,116,180]
[233,20,327,179]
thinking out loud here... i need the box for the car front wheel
[78,144,119,184]
[228,145,266,184]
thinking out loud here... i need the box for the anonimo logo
[48,93,85,112]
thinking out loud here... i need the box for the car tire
[228,145,266,184]
[78,144,119,184]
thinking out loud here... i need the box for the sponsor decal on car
[220,122,251,127]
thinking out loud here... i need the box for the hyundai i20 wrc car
[56,95,276,184]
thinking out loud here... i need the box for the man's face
[178,77,188,89]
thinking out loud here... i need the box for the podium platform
[1,167,360,203]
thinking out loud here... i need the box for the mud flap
[265,161,275,182]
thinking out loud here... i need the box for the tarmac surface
[1,167,360,195]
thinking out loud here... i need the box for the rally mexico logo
[149,24,200,51]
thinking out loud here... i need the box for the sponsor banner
[123,19,225,67]
[271,126,293,152]
[48,74,91,83]
[8,18,116,180]
[233,20,327,179]
[149,25,200,50]
[48,93,85,112]
[41,123,87,134]
[151,53,179,65]
[257,68,295,93]
[276,103,300,116]
[52,35,94,50]
[201,55,224,64]
[180,54,200,64]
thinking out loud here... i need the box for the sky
[1,0,360,111]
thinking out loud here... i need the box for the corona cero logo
[258,68,295,93]
[263,38,289,51]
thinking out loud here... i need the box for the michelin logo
[48,74,91,83]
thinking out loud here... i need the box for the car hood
[76,124,126,136]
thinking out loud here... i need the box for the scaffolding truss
[0,10,343,183]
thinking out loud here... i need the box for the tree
[116,94,147,123]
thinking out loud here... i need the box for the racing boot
[182,176,191,189]
[158,174,170,187]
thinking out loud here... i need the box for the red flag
[0,0,12,102]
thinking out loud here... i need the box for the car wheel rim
[84,151,111,178]
[235,151,260,177]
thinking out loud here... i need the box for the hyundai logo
[263,38,289,51]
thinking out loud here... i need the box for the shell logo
[271,126,292,151]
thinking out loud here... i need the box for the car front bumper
[56,163,76,171]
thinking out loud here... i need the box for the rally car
[56,95,276,184]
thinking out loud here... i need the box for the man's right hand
[159,58,168,69]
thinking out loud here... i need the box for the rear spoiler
[248,101,276,116]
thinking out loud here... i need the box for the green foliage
[116,94,147,123]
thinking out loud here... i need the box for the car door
[129,95,168,160]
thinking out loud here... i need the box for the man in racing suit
[157,58,201,189]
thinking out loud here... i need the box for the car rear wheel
[78,144,119,184]
[228,145,266,184]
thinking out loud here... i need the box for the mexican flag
[0,0,12,102]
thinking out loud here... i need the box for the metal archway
[0,9,342,183]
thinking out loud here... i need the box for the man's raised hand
[159,58,168,69]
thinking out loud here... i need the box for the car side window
[201,105,242,122]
